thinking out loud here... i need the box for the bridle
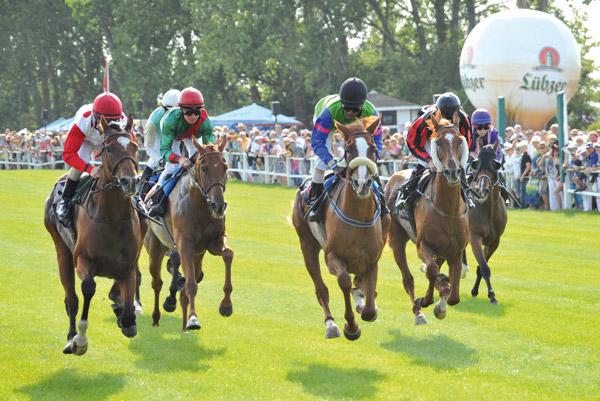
[91,132,139,193]
[190,150,227,204]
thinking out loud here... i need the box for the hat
[593,142,600,148]
[585,142,593,149]
[518,141,529,148]
[547,133,557,141]
[531,135,541,143]
[566,142,577,150]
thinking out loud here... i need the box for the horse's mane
[204,143,218,152]
[427,116,455,138]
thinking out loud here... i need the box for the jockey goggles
[476,124,490,130]
[182,107,202,116]
[342,105,362,114]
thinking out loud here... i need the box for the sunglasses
[343,106,361,114]
[182,108,201,116]
[476,124,490,130]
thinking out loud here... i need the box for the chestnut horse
[385,113,469,325]
[44,116,142,355]
[144,137,233,331]
[292,116,390,340]
[467,144,507,304]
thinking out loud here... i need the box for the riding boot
[373,175,388,217]
[396,169,422,211]
[307,182,324,222]
[147,186,167,217]
[56,178,79,227]
[138,165,154,198]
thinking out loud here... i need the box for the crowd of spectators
[501,123,599,211]
[2,119,598,212]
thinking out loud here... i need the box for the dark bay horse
[467,144,507,304]
[292,116,390,340]
[44,116,142,355]
[385,113,469,325]
[144,137,233,331]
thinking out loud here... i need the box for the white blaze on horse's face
[355,137,369,184]
[117,136,131,150]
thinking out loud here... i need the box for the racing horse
[466,143,507,304]
[44,116,142,355]
[144,137,233,330]
[292,116,390,340]
[385,113,469,324]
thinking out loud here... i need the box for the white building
[367,90,421,133]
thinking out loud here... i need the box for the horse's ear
[218,136,228,153]
[125,113,133,134]
[428,115,441,135]
[334,121,351,139]
[98,116,108,134]
[365,115,381,136]
[452,111,461,127]
[192,137,205,154]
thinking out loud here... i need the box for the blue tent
[211,103,303,128]
[38,116,75,132]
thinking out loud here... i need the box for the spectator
[518,141,532,208]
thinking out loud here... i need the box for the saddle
[299,173,338,206]
[51,175,96,251]
[393,169,433,242]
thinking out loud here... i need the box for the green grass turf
[0,170,599,401]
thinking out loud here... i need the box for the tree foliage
[0,0,598,130]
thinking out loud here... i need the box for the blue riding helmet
[472,109,492,125]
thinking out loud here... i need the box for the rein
[417,173,469,219]
[327,178,381,228]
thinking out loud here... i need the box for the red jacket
[407,106,473,162]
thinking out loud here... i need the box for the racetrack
[1,170,599,401]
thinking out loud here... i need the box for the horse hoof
[433,305,447,320]
[134,301,143,316]
[420,263,427,273]
[471,289,478,298]
[186,316,201,331]
[343,325,361,341]
[121,325,137,338]
[415,313,428,325]
[63,340,74,354]
[152,320,160,327]
[325,320,342,339]
[219,304,233,317]
[163,297,177,313]
[361,309,377,322]
[71,336,88,356]
[490,298,499,305]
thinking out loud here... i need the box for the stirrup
[56,199,72,227]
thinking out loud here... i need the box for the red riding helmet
[92,92,123,119]
[178,87,204,108]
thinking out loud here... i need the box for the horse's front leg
[208,236,234,317]
[360,264,378,323]
[447,253,463,306]
[469,235,490,300]
[117,268,138,338]
[416,242,449,320]
[178,239,200,330]
[70,255,96,356]
[482,238,501,304]
[326,253,360,341]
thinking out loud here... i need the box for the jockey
[56,91,126,226]
[470,108,512,201]
[471,108,502,160]
[396,92,474,211]
[307,77,383,221]
[137,88,181,197]
[146,87,215,217]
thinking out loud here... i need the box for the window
[381,110,397,126]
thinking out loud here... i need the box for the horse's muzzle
[443,169,460,185]
[208,200,227,218]
[119,177,137,196]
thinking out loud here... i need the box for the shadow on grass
[287,363,386,399]
[381,329,478,370]
[455,296,509,317]
[127,314,226,372]
[17,368,125,401]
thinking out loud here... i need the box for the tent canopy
[39,116,75,132]
[211,103,303,128]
